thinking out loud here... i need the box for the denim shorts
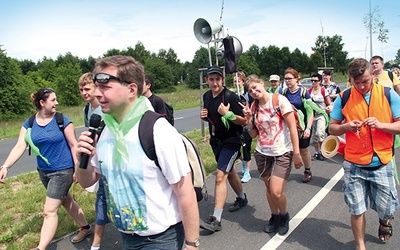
[120,222,184,250]
[38,167,74,200]
[254,151,293,180]
[342,160,399,219]
[96,178,110,225]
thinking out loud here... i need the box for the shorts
[299,130,311,149]
[311,115,326,144]
[96,178,110,225]
[254,151,293,180]
[38,167,74,200]
[212,146,240,173]
[342,160,399,219]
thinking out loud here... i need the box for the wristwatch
[185,238,200,247]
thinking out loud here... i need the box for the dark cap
[206,66,223,76]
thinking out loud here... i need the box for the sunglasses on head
[43,88,54,93]
[93,73,130,84]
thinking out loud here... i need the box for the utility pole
[369,0,373,58]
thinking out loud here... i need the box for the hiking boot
[241,169,251,183]
[316,152,325,161]
[229,193,248,212]
[277,213,290,235]
[71,226,93,243]
[302,170,312,183]
[200,215,221,232]
[264,214,280,233]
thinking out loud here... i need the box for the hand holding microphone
[79,114,102,169]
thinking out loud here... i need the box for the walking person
[0,88,92,250]
[329,58,400,249]
[241,75,302,235]
[370,55,400,94]
[78,72,109,250]
[200,65,248,233]
[321,70,341,102]
[282,68,314,183]
[266,74,283,94]
[75,55,200,249]
[308,73,331,161]
[232,71,253,183]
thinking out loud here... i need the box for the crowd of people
[1,54,400,250]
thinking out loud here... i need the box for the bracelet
[0,166,10,171]
[306,126,311,130]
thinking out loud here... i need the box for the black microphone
[79,114,102,169]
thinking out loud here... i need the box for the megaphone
[321,135,346,158]
[216,36,243,60]
[193,18,223,44]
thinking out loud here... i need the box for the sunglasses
[93,73,130,84]
[43,88,54,93]
[311,80,320,82]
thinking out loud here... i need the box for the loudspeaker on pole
[193,18,223,44]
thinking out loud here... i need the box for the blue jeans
[95,178,110,225]
[120,222,184,250]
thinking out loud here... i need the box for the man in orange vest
[329,58,400,249]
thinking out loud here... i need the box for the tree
[0,49,34,120]
[53,62,82,106]
[395,49,400,64]
[311,35,349,74]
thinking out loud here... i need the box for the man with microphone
[75,55,200,249]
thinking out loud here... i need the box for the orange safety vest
[341,84,393,165]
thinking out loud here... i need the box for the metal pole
[369,0,373,58]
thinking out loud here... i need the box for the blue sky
[1,0,399,64]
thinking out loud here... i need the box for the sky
[1,0,399,64]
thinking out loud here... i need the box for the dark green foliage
[0,52,33,120]
[54,62,82,106]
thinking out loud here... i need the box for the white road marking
[260,168,344,250]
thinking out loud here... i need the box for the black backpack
[28,112,65,155]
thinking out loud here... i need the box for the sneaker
[264,214,280,233]
[71,226,93,243]
[312,153,319,161]
[241,170,251,183]
[316,152,325,161]
[302,170,312,183]
[277,213,290,235]
[229,193,248,212]
[200,215,221,232]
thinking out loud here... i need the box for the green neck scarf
[103,96,150,165]
[24,128,50,165]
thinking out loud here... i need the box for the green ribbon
[24,128,50,165]
[103,96,150,166]
[221,111,236,129]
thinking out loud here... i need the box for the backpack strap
[223,88,232,106]
[271,93,282,118]
[84,103,90,121]
[389,71,394,83]
[55,112,64,132]
[138,110,163,168]
[341,88,351,108]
